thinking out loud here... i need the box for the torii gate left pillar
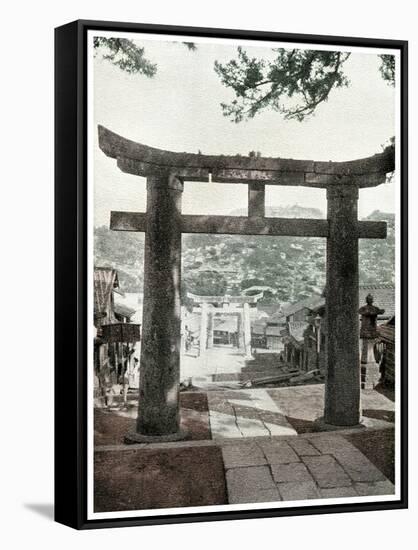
[130,174,185,441]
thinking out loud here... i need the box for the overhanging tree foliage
[93,37,158,76]
[215,48,395,122]
[94,37,395,124]
[93,37,196,76]
[379,54,396,85]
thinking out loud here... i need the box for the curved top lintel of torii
[98,125,395,189]
[187,292,263,305]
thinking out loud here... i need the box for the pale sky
[93,35,396,227]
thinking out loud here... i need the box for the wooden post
[128,174,184,441]
[199,302,208,354]
[207,312,214,348]
[243,302,252,358]
[324,185,360,426]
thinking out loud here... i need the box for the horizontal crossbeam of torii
[98,125,394,442]
[110,211,386,239]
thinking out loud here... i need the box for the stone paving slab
[264,419,297,437]
[222,443,266,469]
[235,415,269,437]
[354,480,395,496]
[332,448,386,483]
[319,487,358,498]
[209,411,243,439]
[271,462,313,483]
[226,466,280,504]
[310,435,356,454]
[258,440,300,464]
[208,388,297,439]
[302,455,353,488]
[287,438,321,456]
[310,435,387,483]
[278,480,321,501]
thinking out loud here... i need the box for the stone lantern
[359,294,384,389]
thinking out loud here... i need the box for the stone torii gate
[187,292,263,357]
[98,125,394,441]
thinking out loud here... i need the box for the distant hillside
[230,205,325,219]
[359,210,395,287]
[94,206,395,302]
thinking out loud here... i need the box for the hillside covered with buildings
[94,206,394,303]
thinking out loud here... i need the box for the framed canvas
[55,19,408,529]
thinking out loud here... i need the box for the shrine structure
[98,124,394,440]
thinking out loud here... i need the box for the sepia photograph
[1,0,415,545]
[82,25,405,523]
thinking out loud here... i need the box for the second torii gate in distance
[98,125,394,442]
[187,292,263,357]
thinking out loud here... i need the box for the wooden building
[377,316,395,387]
[93,267,140,404]
[282,295,323,323]
[265,325,284,350]
[213,316,239,346]
[282,321,309,370]
[304,284,395,380]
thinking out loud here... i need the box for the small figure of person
[185,325,192,351]
[129,357,139,388]
[120,369,129,407]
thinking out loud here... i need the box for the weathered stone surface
[309,435,354,454]
[183,215,330,237]
[354,480,395,496]
[271,462,314,483]
[320,487,358,498]
[110,211,386,240]
[278,481,321,501]
[309,436,386,483]
[248,183,265,217]
[226,466,279,504]
[210,411,243,439]
[332,448,386,483]
[324,185,360,427]
[263,420,297,437]
[222,443,267,469]
[246,488,283,503]
[302,455,352,488]
[235,416,269,438]
[136,176,183,436]
[99,125,394,187]
[288,438,321,456]
[103,114,393,444]
[258,441,300,464]
[218,430,393,505]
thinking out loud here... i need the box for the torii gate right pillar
[324,185,360,426]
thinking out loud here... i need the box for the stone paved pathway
[208,388,297,438]
[221,433,395,504]
[207,385,394,438]
[181,347,247,385]
[95,380,396,508]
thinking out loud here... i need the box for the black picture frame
[55,19,408,530]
